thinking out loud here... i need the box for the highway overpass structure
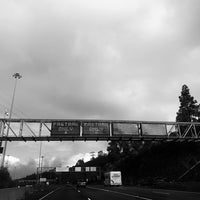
[0,118,200,142]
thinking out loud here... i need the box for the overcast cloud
[1,0,200,178]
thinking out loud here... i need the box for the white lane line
[153,188,200,195]
[88,198,91,200]
[39,187,62,200]
[87,186,152,200]
[152,191,170,195]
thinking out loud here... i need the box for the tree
[176,85,198,122]
[0,167,13,188]
[106,140,156,174]
[75,159,85,167]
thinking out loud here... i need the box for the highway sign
[1,119,200,141]
[112,123,139,136]
[82,122,110,136]
[56,166,70,172]
[51,121,80,136]
[142,124,167,136]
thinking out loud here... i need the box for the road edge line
[87,186,152,200]
[38,186,63,200]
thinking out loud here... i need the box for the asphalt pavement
[38,184,200,200]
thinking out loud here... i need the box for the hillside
[81,141,200,185]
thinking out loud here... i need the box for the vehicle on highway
[76,179,87,188]
[104,171,122,186]
[66,181,70,185]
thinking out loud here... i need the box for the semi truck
[104,171,122,186]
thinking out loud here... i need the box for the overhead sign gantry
[0,118,200,142]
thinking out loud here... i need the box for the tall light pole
[41,155,44,174]
[1,73,22,168]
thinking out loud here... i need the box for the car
[66,181,70,186]
[76,180,87,188]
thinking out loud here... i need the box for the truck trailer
[104,171,122,186]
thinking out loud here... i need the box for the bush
[0,167,13,188]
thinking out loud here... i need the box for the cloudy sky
[0,0,200,178]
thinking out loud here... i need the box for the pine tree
[176,85,198,122]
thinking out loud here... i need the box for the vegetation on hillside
[1,84,200,187]
[78,85,200,185]
[0,167,14,188]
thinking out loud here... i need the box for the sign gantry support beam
[0,118,200,142]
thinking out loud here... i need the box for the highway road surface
[39,185,200,200]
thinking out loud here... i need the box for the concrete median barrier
[0,186,33,200]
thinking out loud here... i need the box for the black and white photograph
[0,0,200,199]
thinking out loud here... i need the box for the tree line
[1,84,200,188]
[76,84,200,185]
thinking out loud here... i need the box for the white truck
[104,171,122,186]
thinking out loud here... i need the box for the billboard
[112,123,138,136]
[75,167,81,172]
[142,124,167,136]
[56,167,70,172]
[51,121,80,136]
[82,122,110,136]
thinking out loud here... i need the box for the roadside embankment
[152,181,200,193]
[0,186,33,200]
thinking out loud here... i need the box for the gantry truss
[0,119,200,142]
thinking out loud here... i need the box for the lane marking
[87,186,152,200]
[152,188,200,195]
[39,187,62,200]
[152,191,170,195]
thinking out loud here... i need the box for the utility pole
[1,73,22,168]
[37,141,43,184]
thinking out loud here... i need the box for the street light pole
[41,155,44,174]
[1,73,22,168]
